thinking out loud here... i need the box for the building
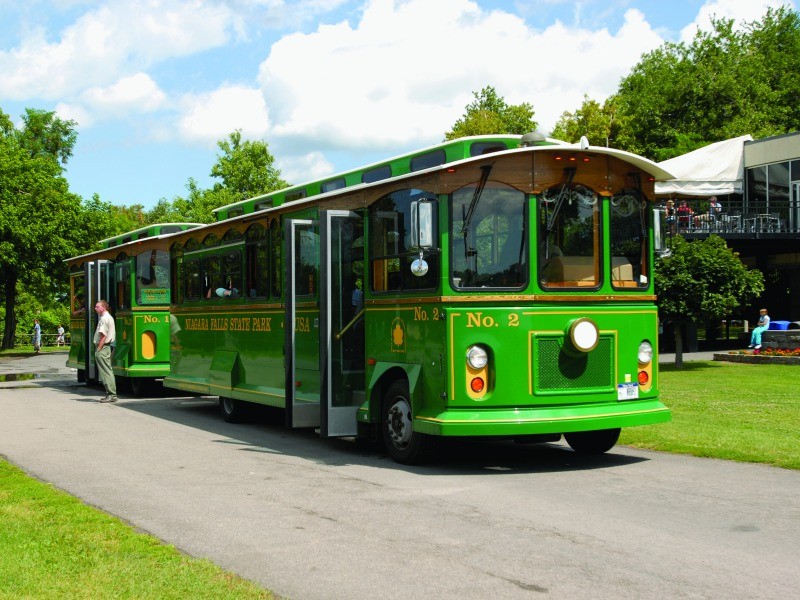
[656,131,800,338]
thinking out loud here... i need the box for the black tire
[564,428,621,455]
[381,380,434,465]
[219,396,250,423]
[129,376,152,397]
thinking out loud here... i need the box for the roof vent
[519,130,547,147]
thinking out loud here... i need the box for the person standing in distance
[94,300,117,402]
[33,319,42,353]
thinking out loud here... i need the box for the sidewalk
[658,350,718,363]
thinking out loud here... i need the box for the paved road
[1,353,799,599]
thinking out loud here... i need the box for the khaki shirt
[93,312,116,347]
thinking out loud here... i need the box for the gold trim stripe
[367,294,655,305]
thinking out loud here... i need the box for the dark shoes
[98,395,118,403]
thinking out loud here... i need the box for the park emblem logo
[390,317,406,353]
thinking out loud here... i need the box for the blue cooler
[769,320,790,330]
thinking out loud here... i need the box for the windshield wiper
[461,165,493,236]
[545,167,576,234]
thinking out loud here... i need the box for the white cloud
[49,73,166,129]
[83,73,167,114]
[0,0,242,99]
[229,0,352,29]
[256,0,664,152]
[54,101,93,128]
[277,151,336,184]
[680,0,793,42]
[178,85,271,144]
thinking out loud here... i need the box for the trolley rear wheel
[129,376,153,397]
[219,396,250,423]
[564,428,621,455]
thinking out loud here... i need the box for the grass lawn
[0,460,273,599]
[621,360,800,470]
[0,345,67,358]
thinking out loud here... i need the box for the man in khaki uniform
[93,299,117,403]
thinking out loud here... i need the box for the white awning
[655,135,753,196]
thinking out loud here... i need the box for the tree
[170,178,238,224]
[211,130,288,201]
[0,132,83,348]
[613,7,800,160]
[445,86,537,140]
[146,198,185,224]
[15,108,79,166]
[73,194,148,254]
[655,235,764,367]
[551,95,632,148]
[150,131,289,224]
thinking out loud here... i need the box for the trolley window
[369,189,439,292]
[363,165,391,184]
[322,178,346,193]
[410,150,445,172]
[136,250,171,304]
[609,192,649,289]
[451,183,527,289]
[184,258,201,301]
[294,228,319,297]
[116,260,130,310]
[71,273,86,316]
[538,184,601,289]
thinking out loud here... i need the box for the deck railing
[662,198,800,236]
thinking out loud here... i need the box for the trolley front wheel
[381,380,434,465]
[564,428,621,455]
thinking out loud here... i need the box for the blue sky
[0,0,793,210]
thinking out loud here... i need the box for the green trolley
[160,134,673,463]
[66,223,200,394]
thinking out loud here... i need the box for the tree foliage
[655,236,764,366]
[148,130,288,224]
[551,95,632,147]
[169,178,239,224]
[554,7,800,159]
[73,194,148,254]
[445,86,537,140]
[211,130,288,200]
[0,109,83,348]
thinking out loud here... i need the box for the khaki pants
[95,345,117,396]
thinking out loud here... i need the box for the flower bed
[715,350,800,365]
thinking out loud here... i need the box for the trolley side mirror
[653,207,669,255]
[411,200,433,250]
[410,200,433,277]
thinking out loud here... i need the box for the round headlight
[466,345,489,369]
[568,318,599,353]
[638,341,653,364]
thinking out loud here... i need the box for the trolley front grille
[535,336,614,392]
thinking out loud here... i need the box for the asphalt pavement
[2,351,798,600]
